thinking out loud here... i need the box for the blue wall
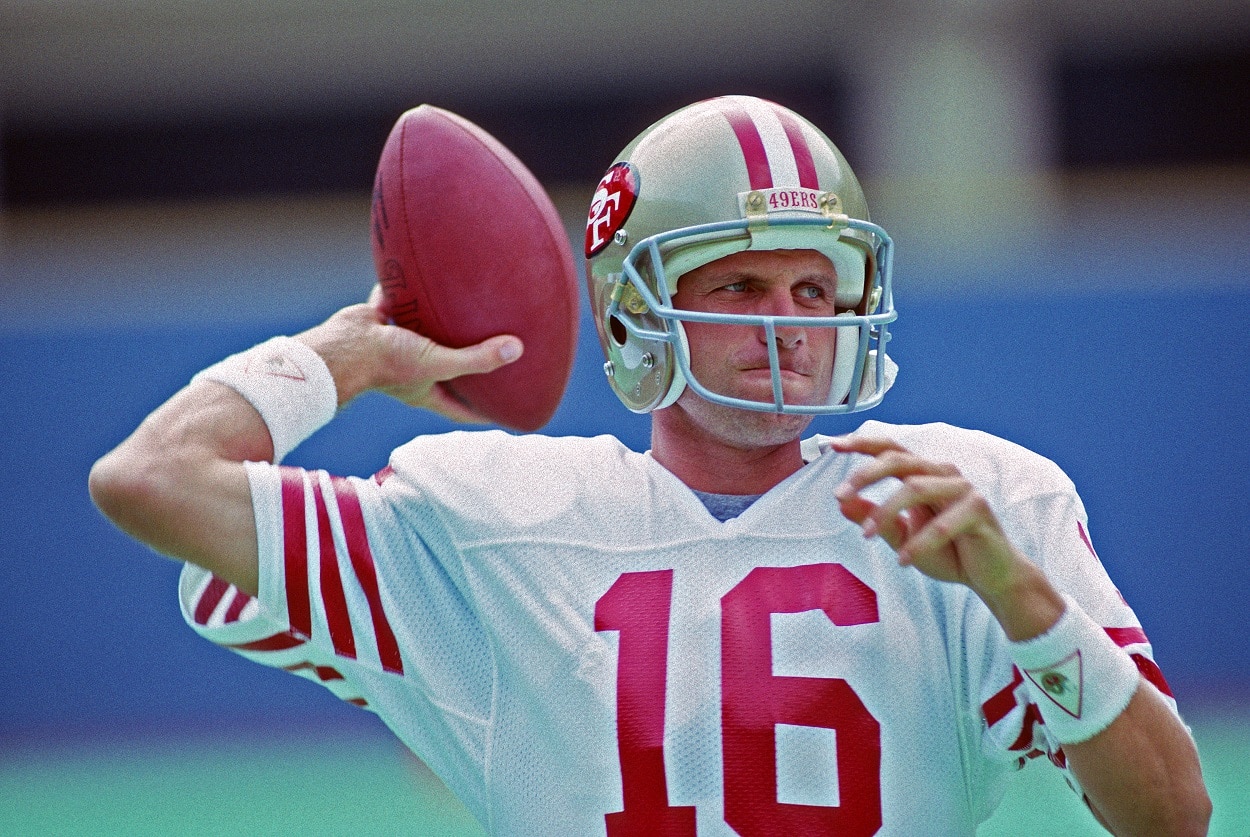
[2,280,1248,740]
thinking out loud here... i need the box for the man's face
[665,248,843,447]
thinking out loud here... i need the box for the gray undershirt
[691,489,764,522]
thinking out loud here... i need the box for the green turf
[3,708,1245,835]
[977,705,1250,836]
[0,733,484,837]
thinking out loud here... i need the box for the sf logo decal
[1041,672,1070,695]
[585,162,639,258]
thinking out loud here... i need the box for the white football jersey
[180,421,1176,836]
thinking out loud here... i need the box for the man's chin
[673,388,814,446]
[736,409,814,448]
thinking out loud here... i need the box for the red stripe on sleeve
[194,575,231,625]
[1108,626,1174,693]
[313,478,357,660]
[333,476,404,675]
[285,661,346,682]
[1131,653,1175,698]
[1009,702,1044,751]
[1105,626,1149,647]
[719,103,773,190]
[223,588,252,624]
[982,666,1024,727]
[774,106,819,189]
[280,468,312,638]
[1106,627,1175,696]
[228,631,305,652]
[1077,521,1099,558]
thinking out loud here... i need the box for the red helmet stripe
[774,107,819,190]
[720,104,773,190]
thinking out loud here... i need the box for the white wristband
[1008,595,1141,744]
[192,336,338,463]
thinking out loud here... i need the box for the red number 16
[595,564,883,837]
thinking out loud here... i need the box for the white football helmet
[585,95,896,415]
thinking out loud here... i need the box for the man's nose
[758,291,806,350]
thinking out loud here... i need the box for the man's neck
[649,404,810,495]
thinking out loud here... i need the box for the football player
[90,96,1209,835]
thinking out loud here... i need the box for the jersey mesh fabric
[178,421,1180,836]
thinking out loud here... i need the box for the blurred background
[2,1,1248,834]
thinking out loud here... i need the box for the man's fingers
[452,335,524,379]
[832,436,968,549]
[846,469,975,561]
[833,436,916,531]
[376,330,525,421]
[836,448,959,500]
[869,474,967,532]
[829,434,905,457]
[836,493,877,526]
[831,433,1021,593]
[898,494,983,561]
[415,334,524,383]
[874,475,971,552]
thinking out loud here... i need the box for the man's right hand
[301,286,523,421]
[88,289,524,595]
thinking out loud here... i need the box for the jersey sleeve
[180,463,407,700]
[974,482,1180,795]
[179,562,373,707]
[178,459,495,815]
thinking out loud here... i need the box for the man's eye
[797,285,824,299]
[722,281,748,293]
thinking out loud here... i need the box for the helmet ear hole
[608,315,629,347]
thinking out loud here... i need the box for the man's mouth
[739,363,811,379]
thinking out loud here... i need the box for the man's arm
[89,295,522,596]
[831,434,1211,837]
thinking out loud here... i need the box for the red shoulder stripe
[1009,703,1044,751]
[285,661,346,682]
[1077,521,1099,558]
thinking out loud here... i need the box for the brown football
[370,105,578,432]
